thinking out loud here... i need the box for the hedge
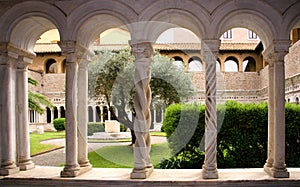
[53,118,65,131]
[159,101,300,169]
[88,122,105,136]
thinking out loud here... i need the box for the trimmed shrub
[160,101,300,169]
[88,122,105,136]
[53,118,66,131]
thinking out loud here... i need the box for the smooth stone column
[130,41,154,179]
[77,60,92,169]
[16,56,35,171]
[272,43,290,178]
[201,39,220,179]
[0,45,19,176]
[100,106,104,123]
[59,41,80,177]
[264,54,275,171]
[92,107,96,122]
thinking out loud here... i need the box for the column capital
[129,41,154,59]
[263,40,290,64]
[201,40,220,64]
[58,41,76,63]
[17,56,32,69]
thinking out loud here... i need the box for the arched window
[46,59,58,73]
[296,97,299,104]
[96,106,101,122]
[172,56,184,70]
[216,60,221,72]
[60,106,65,118]
[188,57,203,72]
[224,57,238,72]
[54,107,58,119]
[243,57,256,72]
[88,106,93,122]
[46,107,51,123]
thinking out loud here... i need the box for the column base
[0,167,20,176]
[264,165,290,178]
[130,166,153,179]
[61,164,80,178]
[202,164,218,179]
[19,160,35,171]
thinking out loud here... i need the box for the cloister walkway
[1,167,300,187]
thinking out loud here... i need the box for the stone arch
[188,56,203,72]
[213,2,277,49]
[45,59,58,74]
[243,56,257,72]
[224,56,239,72]
[139,0,209,40]
[0,1,66,52]
[68,0,136,47]
[282,1,300,40]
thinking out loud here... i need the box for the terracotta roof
[34,42,260,53]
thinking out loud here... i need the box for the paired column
[264,55,275,170]
[77,59,92,170]
[201,39,220,179]
[0,44,19,175]
[59,41,80,177]
[16,56,35,170]
[130,41,154,179]
[264,40,290,178]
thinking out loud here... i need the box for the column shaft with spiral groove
[202,40,220,179]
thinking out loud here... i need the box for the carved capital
[201,39,220,63]
[17,56,32,69]
[129,41,154,60]
[58,41,76,55]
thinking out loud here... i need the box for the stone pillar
[59,41,80,177]
[77,59,92,170]
[51,109,55,123]
[153,109,157,124]
[272,41,290,178]
[92,107,96,122]
[100,106,104,123]
[16,56,35,171]
[130,41,154,179]
[201,39,220,179]
[264,55,275,170]
[264,40,290,178]
[107,106,111,121]
[0,44,19,175]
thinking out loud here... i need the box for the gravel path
[32,136,167,166]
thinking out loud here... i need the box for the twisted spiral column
[130,41,154,179]
[201,40,220,179]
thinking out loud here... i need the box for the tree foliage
[28,77,54,114]
[88,49,194,129]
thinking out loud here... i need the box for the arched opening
[224,56,239,72]
[188,56,203,72]
[46,107,51,123]
[88,106,93,122]
[60,106,65,118]
[243,57,257,72]
[53,107,58,119]
[95,106,101,122]
[45,59,58,73]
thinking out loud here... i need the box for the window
[248,30,257,39]
[223,30,232,39]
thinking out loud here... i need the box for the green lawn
[150,131,166,137]
[88,142,171,168]
[30,131,65,156]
